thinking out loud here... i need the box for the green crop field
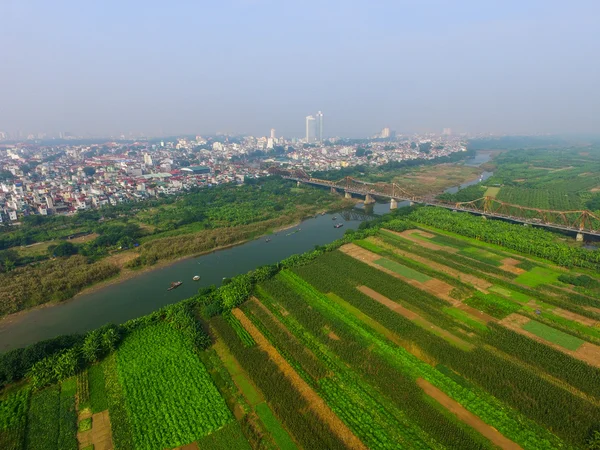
[516,267,561,287]
[374,258,432,282]
[3,197,600,450]
[522,320,585,351]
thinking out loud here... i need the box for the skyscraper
[270,128,276,139]
[315,111,323,142]
[306,115,316,142]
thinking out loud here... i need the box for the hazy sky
[1,0,599,137]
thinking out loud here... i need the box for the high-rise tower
[305,115,316,142]
[315,111,323,142]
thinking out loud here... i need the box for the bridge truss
[269,166,600,235]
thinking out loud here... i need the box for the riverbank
[0,199,353,325]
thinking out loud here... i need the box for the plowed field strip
[391,229,456,252]
[417,379,522,450]
[231,308,367,450]
[499,314,600,368]
[358,286,474,350]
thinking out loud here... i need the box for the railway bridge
[271,168,600,238]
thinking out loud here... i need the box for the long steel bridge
[272,168,600,237]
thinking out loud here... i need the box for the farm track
[357,286,473,350]
[231,308,368,450]
[416,379,523,450]
[500,314,600,368]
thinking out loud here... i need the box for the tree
[81,330,102,363]
[83,166,96,177]
[588,430,600,449]
[49,241,78,257]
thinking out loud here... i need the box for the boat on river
[192,275,200,281]
[334,223,344,228]
[167,281,183,291]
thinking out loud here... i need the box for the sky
[0,0,599,138]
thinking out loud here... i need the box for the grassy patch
[489,286,531,303]
[25,385,60,450]
[485,186,501,197]
[255,402,298,450]
[78,417,92,433]
[58,378,78,450]
[522,320,585,351]
[516,267,561,287]
[464,292,521,319]
[443,307,488,333]
[88,364,108,413]
[214,341,263,406]
[374,258,432,282]
[195,421,251,450]
[459,247,503,266]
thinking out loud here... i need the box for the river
[0,156,491,352]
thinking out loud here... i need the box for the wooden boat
[193,275,200,281]
[167,281,183,291]
[334,223,344,228]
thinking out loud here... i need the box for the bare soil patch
[358,286,473,350]
[590,187,600,193]
[69,233,99,244]
[77,410,113,450]
[423,279,454,297]
[417,379,522,450]
[499,258,526,275]
[232,308,366,450]
[328,331,340,341]
[499,314,600,368]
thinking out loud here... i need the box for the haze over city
[1,0,599,137]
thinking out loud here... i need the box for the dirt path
[499,314,600,368]
[371,236,492,291]
[339,243,456,305]
[417,379,522,450]
[232,308,367,450]
[77,410,113,450]
[358,286,473,350]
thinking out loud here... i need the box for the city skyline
[1,1,599,137]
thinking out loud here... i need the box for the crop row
[222,312,256,347]
[266,272,508,449]
[291,253,594,448]
[379,231,600,320]
[0,388,30,450]
[211,314,349,450]
[116,322,232,449]
[250,289,437,449]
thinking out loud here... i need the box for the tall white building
[270,128,276,139]
[143,153,153,166]
[306,115,316,143]
[315,111,323,142]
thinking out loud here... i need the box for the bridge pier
[297,180,301,187]
[409,201,414,207]
[330,186,337,194]
[364,193,375,205]
[345,191,352,199]
[576,232,584,242]
[390,198,398,209]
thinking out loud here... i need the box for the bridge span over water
[278,172,600,238]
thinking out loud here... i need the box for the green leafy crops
[116,322,232,449]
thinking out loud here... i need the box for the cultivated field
[2,211,600,449]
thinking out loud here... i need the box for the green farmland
[2,205,600,450]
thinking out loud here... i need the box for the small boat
[265,238,271,243]
[334,223,344,228]
[321,212,326,215]
[193,275,200,281]
[167,281,183,291]
[332,216,337,220]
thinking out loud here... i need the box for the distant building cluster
[0,119,467,222]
